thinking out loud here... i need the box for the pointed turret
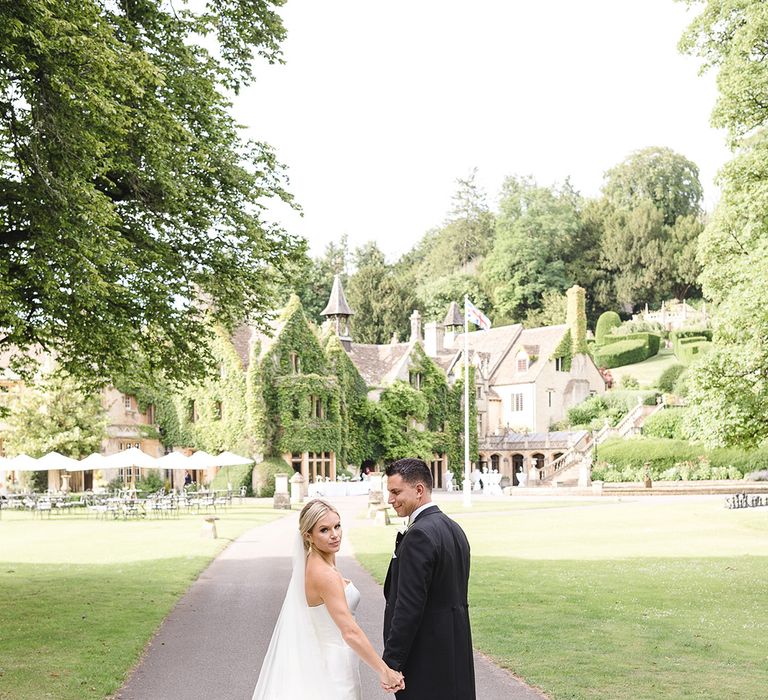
[321,274,354,349]
[443,301,463,329]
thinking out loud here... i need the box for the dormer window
[516,353,528,372]
[409,371,422,390]
[555,357,565,372]
[290,352,300,374]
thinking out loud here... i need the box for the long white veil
[252,531,332,700]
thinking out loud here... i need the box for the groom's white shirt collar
[408,502,437,527]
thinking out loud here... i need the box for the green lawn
[609,346,678,388]
[0,501,286,700]
[351,497,768,700]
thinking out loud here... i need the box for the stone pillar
[527,457,539,487]
[409,309,422,342]
[290,472,304,505]
[330,452,337,481]
[61,472,71,494]
[578,454,592,488]
[273,473,291,510]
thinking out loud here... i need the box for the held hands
[379,666,405,693]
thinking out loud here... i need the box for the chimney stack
[424,321,444,357]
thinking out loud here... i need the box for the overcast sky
[234,0,730,262]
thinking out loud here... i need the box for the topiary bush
[676,339,712,365]
[595,311,622,345]
[620,374,639,389]
[642,407,687,439]
[593,338,649,368]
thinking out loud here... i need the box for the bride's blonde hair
[299,499,340,553]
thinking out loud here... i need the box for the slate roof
[347,342,413,387]
[443,301,463,327]
[492,325,568,385]
[444,323,523,377]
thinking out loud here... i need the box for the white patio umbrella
[186,450,220,469]
[156,451,191,470]
[8,454,42,472]
[37,451,81,471]
[69,452,107,472]
[101,447,158,469]
[214,451,254,490]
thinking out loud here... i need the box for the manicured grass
[609,346,677,388]
[351,498,768,700]
[0,500,286,700]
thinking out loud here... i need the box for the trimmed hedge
[252,456,292,497]
[592,338,649,368]
[211,463,254,494]
[670,328,712,350]
[676,340,712,365]
[656,363,686,393]
[595,311,621,345]
[595,437,768,476]
[601,331,661,357]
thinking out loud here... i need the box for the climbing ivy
[445,369,478,480]
[551,329,573,372]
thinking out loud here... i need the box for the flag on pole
[465,298,491,330]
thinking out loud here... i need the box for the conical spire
[443,301,463,328]
[321,274,354,317]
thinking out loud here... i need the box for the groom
[383,458,476,699]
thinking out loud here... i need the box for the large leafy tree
[482,176,582,322]
[598,147,705,309]
[345,243,416,344]
[0,0,302,386]
[293,235,350,323]
[4,373,108,458]
[679,0,768,447]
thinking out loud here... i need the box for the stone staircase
[536,399,667,486]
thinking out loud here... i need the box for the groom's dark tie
[395,530,404,552]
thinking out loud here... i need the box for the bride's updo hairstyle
[299,499,340,554]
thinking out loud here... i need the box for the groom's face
[387,474,423,518]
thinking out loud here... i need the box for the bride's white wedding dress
[308,581,362,700]
[252,533,362,700]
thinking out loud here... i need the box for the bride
[253,499,404,699]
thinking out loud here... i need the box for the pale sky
[234,0,730,262]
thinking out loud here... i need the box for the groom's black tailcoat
[383,506,475,699]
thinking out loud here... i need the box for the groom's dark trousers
[383,506,476,699]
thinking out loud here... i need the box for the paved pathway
[117,496,547,700]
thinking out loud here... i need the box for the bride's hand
[379,666,404,692]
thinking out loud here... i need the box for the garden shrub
[620,374,639,389]
[657,363,686,393]
[676,340,712,365]
[252,456,292,497]
[602,332,661,357]
[595,311,622,345]
[670,328,712,350]
[593,338,649,368]
[642,407,686,439]
[135,472,165,494]
[595,437,767,479]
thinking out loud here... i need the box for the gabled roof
[347,342,414,388]
[321,274,354,317]
[492,324,568,385]
[444,323,524,378]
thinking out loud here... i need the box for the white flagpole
[463,295,472,507]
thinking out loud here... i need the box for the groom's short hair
[386,458,433,491]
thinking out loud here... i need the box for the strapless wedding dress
[308,582,362,700]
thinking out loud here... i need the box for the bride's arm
[314,568,404,690]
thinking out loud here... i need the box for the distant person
[384,458,475,699]
[184,471,192,487]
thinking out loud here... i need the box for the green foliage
[3,372,107,459]
[642,408,687,440]
[593,338,650,369]
[210,463,253,495]
[679,1,768,448]
[596,437,768,476]
[675,340,712,366]
[551,330,573,371]
[566,285,589,353]
[656,363,687,393]
[619,375,639,389]
[602,332,661,357]
[0,0,302,386]
[567,391,658,429]
[595,311,622,344]
[483,176,582,321]
[669,329,712,349]
[377,381,432,462]
[252,457,291,498]
[523,290,567,329]
[445,371,478,480]
[345,243,417,343]
[135,472,165,495]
